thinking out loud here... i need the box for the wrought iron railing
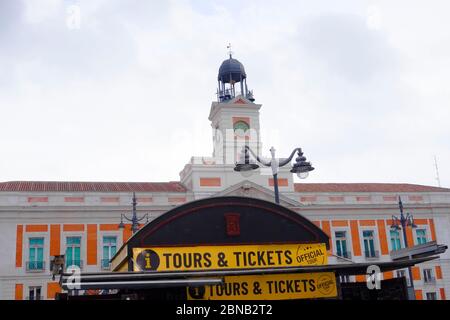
[65,259,83,269]
[424,276,436,284]
[364,250,380,259]
[26,261,45,271]
[336,251,352,259]
[101,259,111,270]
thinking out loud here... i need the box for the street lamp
[234,145,314,204]
[390,196,417,300]
[118,193,149,234]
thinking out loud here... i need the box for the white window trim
[24,232,49,273]
[98,231,122,270]
[414,226,430,245]
[359,226,381,257]
[394,268,411,286]
[331,227,352,258]
[387,228,405,252]
[422,267,435,284]
[424,290,438,300]
[62,232,86,269]
[27,285,43,300]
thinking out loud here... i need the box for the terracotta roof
[0,181,447,194]
[294,183,450,193]
[0,181,187,193]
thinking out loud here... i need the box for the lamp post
[234,145,314,204]
[118,193,149,234]
[390,196,417,300]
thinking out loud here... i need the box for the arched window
[233,121,250,136]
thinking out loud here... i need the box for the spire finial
[227,43,233,58]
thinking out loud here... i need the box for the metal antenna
[434,155,441,187]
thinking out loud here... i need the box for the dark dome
[218,57,247,83]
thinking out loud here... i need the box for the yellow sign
[187,272,337,300]
[133,243,327,272]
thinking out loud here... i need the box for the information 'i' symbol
[145,253,152,269]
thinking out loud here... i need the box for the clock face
[233,121,250,136]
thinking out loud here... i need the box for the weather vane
[227,43,233,58]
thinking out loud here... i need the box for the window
[362,230,378,258]
[233,121,250,137]
[426,292,437,300]
[65,236,82,268]
[335,231,350,258]
[416,229,428,245]
[102,236,117,270]
[28,287,41,300]
[395,269,410,286]
[28,238,44,271]
[339,275,351,283]
[390,230,402,251]
[423,268,435,283]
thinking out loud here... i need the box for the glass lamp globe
[240,169,254,178]
[297,171,309,179]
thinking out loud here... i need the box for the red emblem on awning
[224,213,240,236]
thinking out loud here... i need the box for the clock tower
[209,53,262,165]
[179,53,295,199]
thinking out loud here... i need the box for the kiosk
[55,196,444,300]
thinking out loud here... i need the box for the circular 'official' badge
[317,274,335,295]
[136,249,160,271]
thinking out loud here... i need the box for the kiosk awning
[60,255,437,290]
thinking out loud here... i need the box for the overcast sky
[1,0,449,187]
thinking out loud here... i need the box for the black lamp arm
[243,146,271,166]
[122,214,133,222]
[136,214,148,222]
[279,148,302,167]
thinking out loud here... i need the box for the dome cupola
[218,57,247,83]
[216,45,254,102]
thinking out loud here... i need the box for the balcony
[65,259,83,270]
[336,251,352,259]
[424,276,436,285]
[101,259,111,270]
[26,261,45,272]
[364,250,380,260]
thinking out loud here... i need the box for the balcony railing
[101,259,111,270]
[26,296,43,300]
[364,250,380,259]
[336,251,352,259]
[65,259,83,269]
[424,276,436,284]
[26,261,45,272]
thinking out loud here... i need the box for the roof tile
[0,181,187,193]
[294,183,450,193]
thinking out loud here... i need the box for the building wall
[1,187,449,300]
